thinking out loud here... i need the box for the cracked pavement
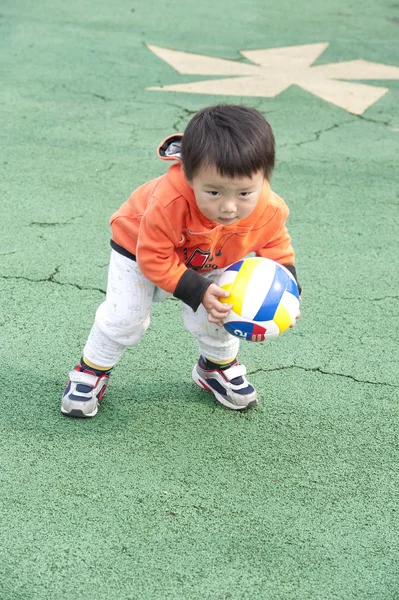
[4,84,397,387]
[1,2,399,597]
[1,81,398,390]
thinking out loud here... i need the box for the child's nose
[220,197,237,213]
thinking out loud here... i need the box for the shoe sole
[192,366,258,411]
[61,402,98,418]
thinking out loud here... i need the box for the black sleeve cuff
[173,269,212,311]
[110,239,137,261]
[283,264,302,295]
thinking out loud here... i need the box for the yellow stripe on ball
[219,283,233,304]
[273,303,292,333]
[230,258,263,316]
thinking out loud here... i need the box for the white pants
[83,250,240,367]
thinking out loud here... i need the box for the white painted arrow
[146,43,399,115]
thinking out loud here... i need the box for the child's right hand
[202,284,232,327]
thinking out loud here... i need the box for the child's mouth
[218,217,236,224]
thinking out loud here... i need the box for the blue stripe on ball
[253,268,289,321]
[223,320,254,340]
[286,275,300,299]
[227,260,243,272]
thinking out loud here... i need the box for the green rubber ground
[1,0,399,598]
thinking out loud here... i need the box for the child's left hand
[202,283,232,327]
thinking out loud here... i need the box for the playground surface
[1,0,399,597]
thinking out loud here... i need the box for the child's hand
[202,283,232,327]
[290,294,301,328]
[289,309,301,328]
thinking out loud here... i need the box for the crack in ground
[315,283,399,303]
[355,114,392,127]
[96,163,116,174]
[329,294,398,302]
[250,365,399,388]
[156,102,210,133]
[313,120,353,141]
[279,113,394,151]
[173,115,195,132]
[163,102,198,117]
[29,214,86,228]
[280,119,354,149]
[172,119,183,133]
[370,295,399,302]
[0,268,106,295]
[126,102,194,132]
[60,85,112,101]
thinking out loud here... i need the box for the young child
[62,105,300,418]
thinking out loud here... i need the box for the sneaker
[61,364,110,418]
[192,357,258,410]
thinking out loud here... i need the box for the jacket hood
[157,134,183,163]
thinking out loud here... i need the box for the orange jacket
[111,135,297,310]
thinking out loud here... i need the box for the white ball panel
[280,291,300,320]
[241,259,277,318]
[218,268,238,288]
[263,319,280,339]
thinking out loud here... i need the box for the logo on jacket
[185,248,210,269]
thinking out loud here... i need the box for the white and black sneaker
[192,356,258,410]
[61,364,110,418]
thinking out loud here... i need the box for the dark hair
[181,105,275,181]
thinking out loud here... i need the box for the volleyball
[218,257,300,342]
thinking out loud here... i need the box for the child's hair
[181,104,275,181]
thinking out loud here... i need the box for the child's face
[187,164,264,226]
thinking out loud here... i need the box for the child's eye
[207,191,220,197]
[239,192,251,198]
